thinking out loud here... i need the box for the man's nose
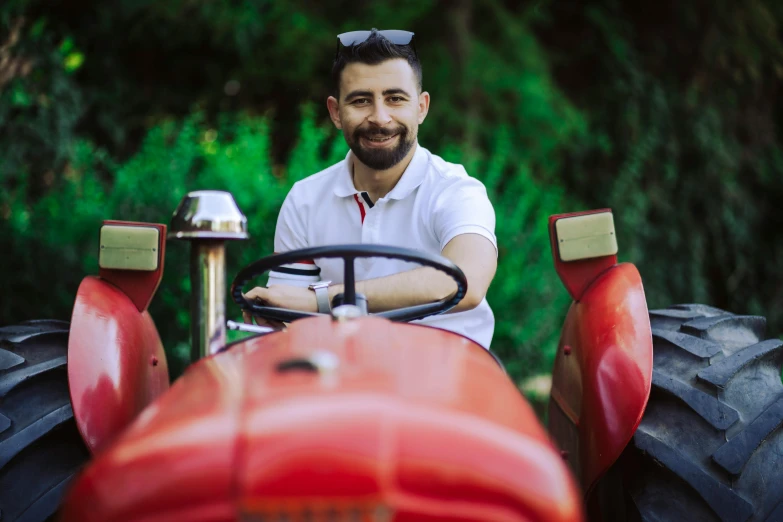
[367,101,392,126]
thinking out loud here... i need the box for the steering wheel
[230,244,468,323]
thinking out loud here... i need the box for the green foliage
[2,0,782,386]
[542,1,783,331]
[442,126,574,378]
[0,109,342,376]
[0,16,85,205]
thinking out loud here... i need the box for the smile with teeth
[365,134,397,142]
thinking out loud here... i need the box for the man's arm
[327,173,498,313]
[247,233,497,314]
[329,233,496,313]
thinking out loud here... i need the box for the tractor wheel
[621,304,783,522]
[0,321,90,522]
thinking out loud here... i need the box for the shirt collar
[332,143,428,201]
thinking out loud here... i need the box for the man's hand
[241,285,318,324]
[241,311,286,330]
[242,285,319,329]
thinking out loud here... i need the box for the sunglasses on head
[335,29,417,59]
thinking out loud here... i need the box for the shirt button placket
[370,200,384,243]
[358,202,375,273]
[361,203,371,244]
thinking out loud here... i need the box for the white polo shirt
[267,144,497,349]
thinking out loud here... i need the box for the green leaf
[63,52,85,72]
[59,37,74,54]
[10,84,31,107]
[30,18,47,39]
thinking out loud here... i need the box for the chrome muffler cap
[168,190,248,240]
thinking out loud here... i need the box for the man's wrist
[308,281,333,313]
[328,284,344,304]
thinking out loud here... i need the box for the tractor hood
[60,316,583,522]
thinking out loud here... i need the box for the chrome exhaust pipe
[169,191,248,362]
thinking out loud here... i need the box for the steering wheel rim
[230,244,468,323]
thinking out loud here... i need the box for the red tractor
[1,191,780,521]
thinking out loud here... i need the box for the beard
[345,124,416,171]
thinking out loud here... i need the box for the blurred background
[1,1,781,393]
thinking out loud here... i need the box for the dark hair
[331,30,422,97]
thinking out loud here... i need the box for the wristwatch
[309,281,332,313]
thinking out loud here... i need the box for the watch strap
[313,285,331,313]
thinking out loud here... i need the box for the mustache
[354,125,407,139]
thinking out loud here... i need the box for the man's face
[327,58,430,171]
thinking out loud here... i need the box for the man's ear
[417,91,430,124]
[327,96,342,129]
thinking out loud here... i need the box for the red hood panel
[61,350,243,521]
[61,317,583,522]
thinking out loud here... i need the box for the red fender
[547,210,653,502]
[68,221,170,454]
[548,263,652,496]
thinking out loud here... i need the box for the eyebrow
[343,88,413,101]
[382,88,412,97]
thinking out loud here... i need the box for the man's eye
[352,99,370,105]
[389,96,405,103]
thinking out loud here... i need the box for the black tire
[0,321,90,522]
[620,304,783,522]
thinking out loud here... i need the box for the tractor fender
[67,221,170,454]
[68,277,170,455]
[548,262,653,497]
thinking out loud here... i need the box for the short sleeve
[267,188,321,287]
[432,176,497,255]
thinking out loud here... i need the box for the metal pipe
[190,240,226,360]
[169,190,248,364]
[226,320,274,335]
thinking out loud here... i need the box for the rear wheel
[0,321,90,522]
[621,304,783,522]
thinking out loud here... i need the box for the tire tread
[0,321,88,522]
[697,339,783,388]
[651,369,739,430]
[625,304,783,522]
[634,428,754,522]
[651,328,722,359]
[0,349,25,372]
[712,397,783,476]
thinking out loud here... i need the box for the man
[243,29,498,349]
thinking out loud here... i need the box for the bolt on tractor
[1,191,781,522]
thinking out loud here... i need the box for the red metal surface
[548,210,617,301]
[61,317,584,522]
[547,263,653,498]
[98,221,166,312]
[68,276,170,454]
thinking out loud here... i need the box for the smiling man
[243,29,498,349]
